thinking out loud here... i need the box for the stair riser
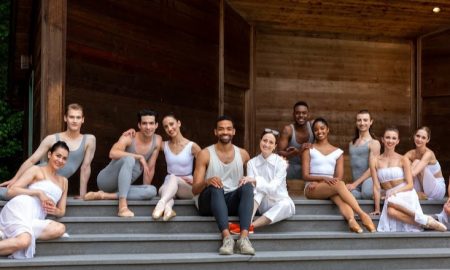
[35,236,450,256]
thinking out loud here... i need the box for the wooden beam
[244,26,256,155]
[40,0,67,138]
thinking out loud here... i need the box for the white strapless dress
[0,180,62,259]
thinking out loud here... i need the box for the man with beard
[192,115,254,255]
[278,101,314,180]
[83,109,161,217]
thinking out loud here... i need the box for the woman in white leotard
[302,118,375,233]
[152,114,201,221]
[404,126,446,200]
[370,127,446,232]
[0,141,69,259]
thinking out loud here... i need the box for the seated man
[192,115,255,255]
[84,109,161,217]
[278,101,314,180]
[0,103,96,200]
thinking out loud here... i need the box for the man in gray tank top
[84,109,161,217]
[0,103,96,200]
[278,101,314,180]
[193,115,255,255]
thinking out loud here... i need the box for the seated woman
[152,114,201,221]
[0,141,68,259]
[404,127,446,200]
[346,110,380,199]
[370,127,446,232]
[237,128,295,232]
[302,118,375,233]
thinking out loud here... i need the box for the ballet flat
[118,207,135,218]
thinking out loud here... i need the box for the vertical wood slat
[40,0,66,138]
[244,26,256,155]
[218,0,224,115]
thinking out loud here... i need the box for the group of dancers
[0,102,449,258]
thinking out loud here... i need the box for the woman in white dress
[0,141,69,259]
[302,118,375,233]
[152,114,201,221]
[239,128,295,231]
[370,127,446,232]
[404,126,446,200]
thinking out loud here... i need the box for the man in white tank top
[0,103,96,200]
[192,116,255,255]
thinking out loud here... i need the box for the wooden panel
[228,0,450,39]
[223,1,250,148]
[255,33,412,180]
[65,0,220,191]
[421,29,450,179]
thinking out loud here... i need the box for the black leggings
[198,183,254,232]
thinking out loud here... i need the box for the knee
[120,156,135,168]
[208,186,224,195]
[15,234,32,250]
[54,222,66,237]
[240,183,254,195]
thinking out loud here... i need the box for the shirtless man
[84,109,161,217]
[0,103,96,200]
[192,115,255,255]
[278,101,314,180]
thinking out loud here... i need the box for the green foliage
[0,0,23,180]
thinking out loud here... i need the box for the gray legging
[97,156,157,199]
[0,187,7,200]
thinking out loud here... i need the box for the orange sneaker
[229,222,254,235]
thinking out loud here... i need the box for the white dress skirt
[0,180,62,259]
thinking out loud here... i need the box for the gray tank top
[288,122,314,165]
[349,140,370,181]
[41,133,87,178]
[124,134,157,181]
[206,145,243,194]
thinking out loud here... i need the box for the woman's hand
[122,128,136,137]
[306,181,318,192]
[370,210,380,216]
[43,200,58,215]
[346,183,356,191]
[325,177,339,186]
[239,176,256,187]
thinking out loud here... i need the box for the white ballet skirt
[0,180,62,259]
[377,167,426,232]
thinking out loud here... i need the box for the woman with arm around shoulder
[302,118,375,233]
[240,128,295,230]
[404,126,446,200]
[0,141,69,259]
[370,127,446,232]
[347,110,381,199]
[151,114,201,221]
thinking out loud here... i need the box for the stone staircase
[1,198,449,269]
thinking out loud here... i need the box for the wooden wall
[255,33,413,179]
[420,29,450,179]
[223,2,250,148]
[65,0,220,192]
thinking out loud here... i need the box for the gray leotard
[286,122,314,179]
[40,133,87,178]
[349,140,370,181]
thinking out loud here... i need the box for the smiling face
[293,105,309,126]
[138,115,158,138]
[162,116,181,138]
[64,109,84,132]
[382,130,400,150]
[313,121,329,141]
[414,129,430,148]
[356,113,373,132]
[260,133,277,156]
[214,120,235,144]
[48,146,69,170]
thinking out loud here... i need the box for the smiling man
[83,109,161,217]
[192,115,254,255]
[0,103,96,200]
[278,101,314,180]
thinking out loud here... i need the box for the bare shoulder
[281,124,293,136]
[197,148,210,165]
[239,147,250,163]
[154,134,163,147]
[42,134,58,146]
[191,142,202,156]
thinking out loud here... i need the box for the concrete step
[34,232,450,256]
[61,215,377,234]
[1,197,443,217]
[1,249,450,269]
